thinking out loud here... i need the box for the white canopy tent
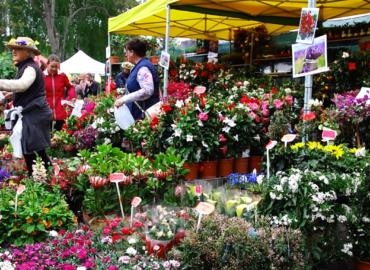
[60,50,105,75]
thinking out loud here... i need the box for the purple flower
[15,40,27,45]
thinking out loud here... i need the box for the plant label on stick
[195,202,215,215]
[131,196,142,207]
[15,185,25,212]
[17,185,25,195]
[194,86,206,94]
[281,134,296,147]
[110,173,124,182]
[322,129,336,140]
[54,164,60,176]
[195,185,202,195]
[195,202,215,233]
[266,140,277,150]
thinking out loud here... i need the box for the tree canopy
[0,0,136,62]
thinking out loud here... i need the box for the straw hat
[6,37,41,55]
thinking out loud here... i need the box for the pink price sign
[281,134,296,143]
[322,130,336,140]
[110,173,124,182]
[195,185,202,195]
[131,197,142,207]
[266,140,277,150]
[17,185,25,195]
[195,202,215,215]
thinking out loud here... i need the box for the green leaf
[14,238,23,246]
[292,197,297,206]
[27,224,36,234]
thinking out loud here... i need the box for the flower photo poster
[292,35,328,78]
[296,8,319,44]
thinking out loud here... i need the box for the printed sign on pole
[281,134,296,147]
[131,197,142,207]
[266,140,277,150]
[195,202,215,215]
[322,129,336,140]
[110,173,124,182]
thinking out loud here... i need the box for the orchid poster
[296,8,319,44]
[292,35,328,78]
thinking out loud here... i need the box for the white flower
[153,245,160,251]
[223,117,236,127]
[307,99,323,107]
[257,175,264,185]
[362,216,370,223]
[233,135,239,141]
[274,185,283,192]
[202,141,209,148]
[77,267,87,270]
[284,88,292,94]
[128,238,137,244]
[337,215,347,223]
[244,81,250,86]
[174,128,182,137]
[222,126,230,133]
[186,135,193,142]
[270,192,276,200]
[319,175,329,185]
[175,100,184,108]
[194,104,201,111]
[355,147,366,157]
[49,230,58,237]
[197,120,204,127]
[104,138,111,145]
[342,52,350,58]
[126,247,137,255]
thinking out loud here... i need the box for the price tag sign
[281,134,296,143]
[322,129,336,140]
[110,173,124,182]
[54,164,60,176]
[131,197,142,207]
[195,185,202,195]
[195,202,215,215]
[17,185,25,195]
[266,140,277,150]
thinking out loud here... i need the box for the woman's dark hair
[47,54,60,64]
[125,38,148,57]
[39,60,46,71]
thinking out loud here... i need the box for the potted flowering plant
[4,158,27,183]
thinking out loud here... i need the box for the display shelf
[327,35,370,43]
[230,63,250,67]
[252,56,292,63]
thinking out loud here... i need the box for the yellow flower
[324,144,344,159]
[73,214,78,225]
[9,38,15,43]
[26,218,33,223]
[42,208,49,214]
[8,200,14,204]
[18,201,24,206]
[290,142,305,150]
[349,148,358,154]
[58,220,63,226]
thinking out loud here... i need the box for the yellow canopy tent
[108,0,370,38]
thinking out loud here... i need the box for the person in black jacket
[83,72,98,97]
[0,37,52,175]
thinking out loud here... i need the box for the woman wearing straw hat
[0,37,52,176]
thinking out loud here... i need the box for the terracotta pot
[82,211,93,223]
[64,144,75,152]
[182,162,199,181]
[10,175,23,184]
[50,141,57,148]
[201,160,218,179]
[357,260,370,270]
[218,158,234,177]
[233,157,249,174]
[249,156,262,173]
[110,56,119,63]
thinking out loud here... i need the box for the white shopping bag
[114,105,135,130]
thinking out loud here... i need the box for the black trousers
[50,120,64,131]
[24,149,51,176]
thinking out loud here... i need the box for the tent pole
[108,33,111,82]
[163,5,171,98]
[303,0,316,142]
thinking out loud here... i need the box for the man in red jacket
[44,54,77,131]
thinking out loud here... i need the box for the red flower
[112,235,120,243]
[170,69,177,77]
[303,112,316,121]
[200,98,206,107]
[221,146,227,155]
[162,104,172,113]
[219,134,227,142]
[75,122,81,129]
[67,129,73,135]
[271,87,277,94]
[348,62,356,70]
[240,94,250,104]
[136,151,142,156]
[285,95,293,106]
[149,116,159,128]
[58,230,66,235]
[121,227,131,235]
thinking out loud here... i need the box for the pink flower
[77,249,87,259]
[264,93,270,99]
[110,222,118,228]
[219,134,227,142]
[285,95,293,106]
[141,139,147,147]
[248,112,257,118]
[133,128,139,133]
[262,100,269,110]
[273,99,284,109]
[218,115,226,120]
[221,146,227,155]
[248,103,260,111]
[198,112,208,121]
[103,229,111,234]
[262,109,269,116]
